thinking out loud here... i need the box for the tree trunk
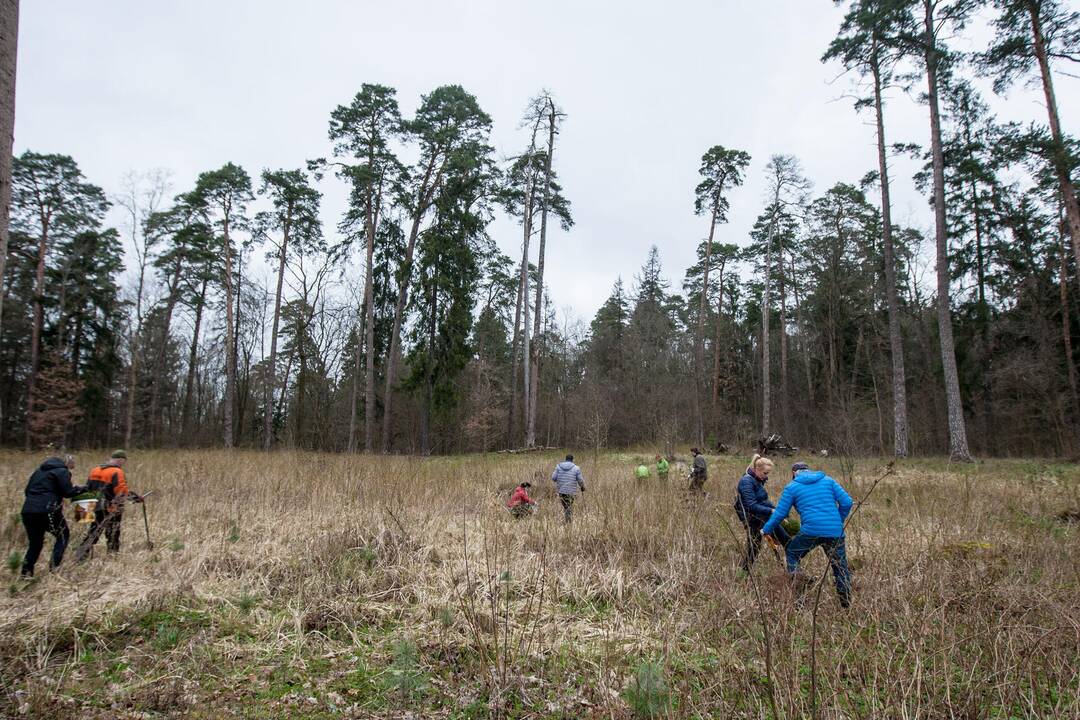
[924,0,972,461]
[262,213,290,450]
[0,0,16,347]
[180,277,208,442]
[779,268,789,435]
[1028,2,1080,279]
[362,197,379,453]
[25,214,47,449]
[696,210,717,446]
[711,257,727,424]
[1060,215,1080,418]
[507,266,524,448]
[381,153,441,453]
[221,212,236,448]
[761,210,778,437]
[346,299,364,453]
[148,260,182,444]
[871,42,909,458]
[527,100,558,449]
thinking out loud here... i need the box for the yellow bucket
[73,499,98,524]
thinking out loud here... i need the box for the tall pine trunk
[761,209,778,438]
[1028,2,1080,277]
[0,0,16,348]
[346,299,364,453]
[711,257,728,422]
[507,266,524,448]
[362,199,379,453]
[148,260,182,444]
[221,213,236,448]
[871,43,909,457]
[527,102,557,449]
[924,0,972,461]
[25,214,47,449]
[181,277,208,442]
[696,211,717,446]
[1060,212,1080,419]
[262,213,290,450]
[381,154,440,453]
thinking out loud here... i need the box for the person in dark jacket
[20,455,84,577]
[689,448,707,494]
[734,454,790,572]
[762,462,854,607]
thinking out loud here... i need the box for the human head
[565,454,574,462]
[691,447,700,456]
[655,454,661,461]
[792,461,810,477]
[110,449,128,466]
[520,481,532,488]
[751,453,774,476]
[63,454,76,470]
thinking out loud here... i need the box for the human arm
[54,468,82,499]
[832,480,853,523]
[576,467,585,492]
[761,485,795,535]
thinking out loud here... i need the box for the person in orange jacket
[75,450,142,560]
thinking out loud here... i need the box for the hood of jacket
[793,470,825,485]
[557,461,577,471]
[39,457,67,472]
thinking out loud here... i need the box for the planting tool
[139,490,154,550]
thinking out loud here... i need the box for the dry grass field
[0,449,1077,719]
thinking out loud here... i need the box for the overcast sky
[14,0,1080,321]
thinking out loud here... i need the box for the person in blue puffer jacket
[734,454,790,572]
[551,455,586,523]
[762,462,854,607]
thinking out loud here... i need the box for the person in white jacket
[551,454,586,523]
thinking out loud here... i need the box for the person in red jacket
[507,482,537,519]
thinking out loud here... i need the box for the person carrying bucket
[20,454,85,577]
[75,450,142,560]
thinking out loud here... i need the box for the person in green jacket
[655,454,670,480]
[634,463,650,480]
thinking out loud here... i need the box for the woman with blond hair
[734,453,789,572]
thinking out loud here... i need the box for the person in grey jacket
[551,454,586,523]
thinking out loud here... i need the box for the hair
[691,447,700,454]
[751,453,775,472]
[565,454,574,462]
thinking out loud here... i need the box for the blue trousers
[785,533,851,605]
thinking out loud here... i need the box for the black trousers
[740,515,791,572]
[559,494,575,523]
[22,510,70,576]
[78,508,123,558]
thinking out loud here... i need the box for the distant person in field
[734,454,790,573]
[75,450,142,561]
[761,462,854,608]
[20,454,84,577]
[551,454,586,523]
[634,463,650,480]
[507,481,537,519]
[655,454,670,480]
[689,447,707,494]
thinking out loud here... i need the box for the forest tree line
[0,0,1079,457]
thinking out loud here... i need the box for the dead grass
[0,449,1076,718]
